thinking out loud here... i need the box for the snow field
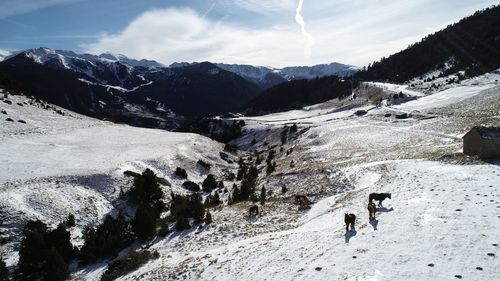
[1,69,500,280]
[116,160,500,281]
[0,94,231,268]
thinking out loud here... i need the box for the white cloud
[0,49,11,56]
[83,1,498,68]
[83,6,427,67]
[83,8,305,67]
[0,0,82,19]
[0,49,12,61]
[218,0,296,14]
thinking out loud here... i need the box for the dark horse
[367,202,376,219]
[248,205,259,218]
[369,193,391,207]
[344,213,356,232]
[295,195,311,210]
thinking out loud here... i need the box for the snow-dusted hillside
[127,160,500,280]
[0,91,231,267]
[1,69,499,280]
[108,70,498,280]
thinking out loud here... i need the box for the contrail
[295,0,314,58]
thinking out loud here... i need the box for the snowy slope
[125,160,500,281]
[65,71,499,280]
[1,68,499,280]
[0,92,230,267]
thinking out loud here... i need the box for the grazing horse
[344,213,356,232]
[294,195,310,204]
[294,195,311,210]
[367,202,376,219]
[369,193,391,207]
[248,205,259,218]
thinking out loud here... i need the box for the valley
[0,4,499,281]
[1,69,499,280]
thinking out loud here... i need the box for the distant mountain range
[0,48,262,129]
[214,62,358,89]
[0,47,358,129]
[1,6,498,131]
[172,61,358,89]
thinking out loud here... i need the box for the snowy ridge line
[78,78,153,92]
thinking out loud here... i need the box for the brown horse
[297,196,311,210]
[248,205,259,218]
[294,195,310,205]
[367,202,376,219]
[344,213,356,232]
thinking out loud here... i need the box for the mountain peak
[216,62,359,89]
[10,47,164,69]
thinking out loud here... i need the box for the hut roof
[465,126,500,140]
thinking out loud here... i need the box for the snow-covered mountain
[19,47,163,69]
[279,63,359,80]
[0,48,262,126]
[216,62,359,89]
[98,52,164,68]
[169,62,359,89]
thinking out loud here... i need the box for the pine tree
[17,220,48,280]
[0,258,8,281]
[79,214,133,265]
[129,169,163,204]
[247,165,259,179]
[255,154,262,165]
[202,174,217,193]
[240,177,256,201]
[176,217,190,231]
[190,194,205,224]
[47,224,75,263]
[132,204,158,241]
[157,218,170,237]
[213,192,220,205]
[231,184,240,204]
[65,214,75,228]
[174,167,188,179]
[266,162,275,176]
[260,187,266,205]
[43,248,69,281]
[205,211,213,224]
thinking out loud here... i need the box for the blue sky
[0,0,498,67]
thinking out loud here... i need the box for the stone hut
[462,127,500,159]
